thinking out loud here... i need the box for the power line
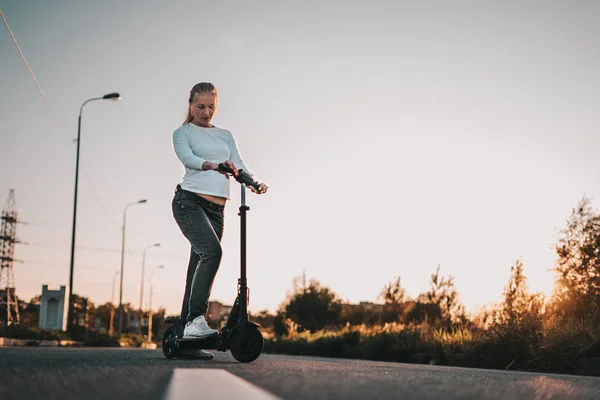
[25,242,188,260]
[81,168,121,229]
[21,222,69,229]
[1,10,121,231]
[0,10,56,118]
[21,260,109,269]
[23,220,150,237]
[26,243,137,255]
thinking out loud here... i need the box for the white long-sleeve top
[173,123,250,200]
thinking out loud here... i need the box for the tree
[488,260,545,370]
[70,294,96,331]
[95,302,113,332]
[251,309,275,333]
[340,302,386,326]
[284,279,342,333]
[498,259,544,325]
[118,302,136,333]
[553,196,600,320]
[405,300,442,325]
[272,307,289,337]
[150,307,166,338]
[379,276,407,305]
[18,295,41,329]
[378,276,409,323]
[423,265,466,328]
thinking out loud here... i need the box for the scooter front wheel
[162,325,179,358]
[230,325,264,363]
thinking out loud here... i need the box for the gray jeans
[172,185,225,323]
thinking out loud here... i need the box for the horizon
[1,1,599,319]
[11,250,579,316]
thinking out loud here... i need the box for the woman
[171,82,268,358]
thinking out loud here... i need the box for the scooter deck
[175,334,221,350]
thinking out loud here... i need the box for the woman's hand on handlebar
[214,161,268,194]
[250,182,269,194]
[214,160,238,177]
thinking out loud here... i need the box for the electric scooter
[162,163,266,363]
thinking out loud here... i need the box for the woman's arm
[226,130,251,175]
[173,129,213,171]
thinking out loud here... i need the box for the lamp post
[67,92,121,333]
[140,243,160,335]
[109,271,119,335]
[117,199,147,335]
[148,265,164,343]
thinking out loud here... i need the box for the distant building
[39,285,69,331]
[208,301,232,327]
[127,312,141,330]
[359,301,385,312]
[95,317,106,332]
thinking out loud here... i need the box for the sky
[1,1,599,319]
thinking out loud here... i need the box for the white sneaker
[183,315,218,339]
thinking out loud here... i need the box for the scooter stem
[241,181,246,207]
[239,183,249,321]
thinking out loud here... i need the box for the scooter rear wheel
[230,325,264,363]
[162,325,179,358]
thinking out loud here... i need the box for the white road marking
[163,368,283,400]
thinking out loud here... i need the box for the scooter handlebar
[218,163,264,193]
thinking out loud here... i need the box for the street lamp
[148,265,164,343]
[139,242,160,334]
[67,92,121,333]
[109,271,119,335]
[117,199,147,335]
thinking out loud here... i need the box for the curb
[0,337,83,347]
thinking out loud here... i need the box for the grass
[263,317,600,375]
[0,324,140,347]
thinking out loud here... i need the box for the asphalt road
[1,347,599,400]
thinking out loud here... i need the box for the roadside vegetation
[3,197,600,375]
[255,197,600,375]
